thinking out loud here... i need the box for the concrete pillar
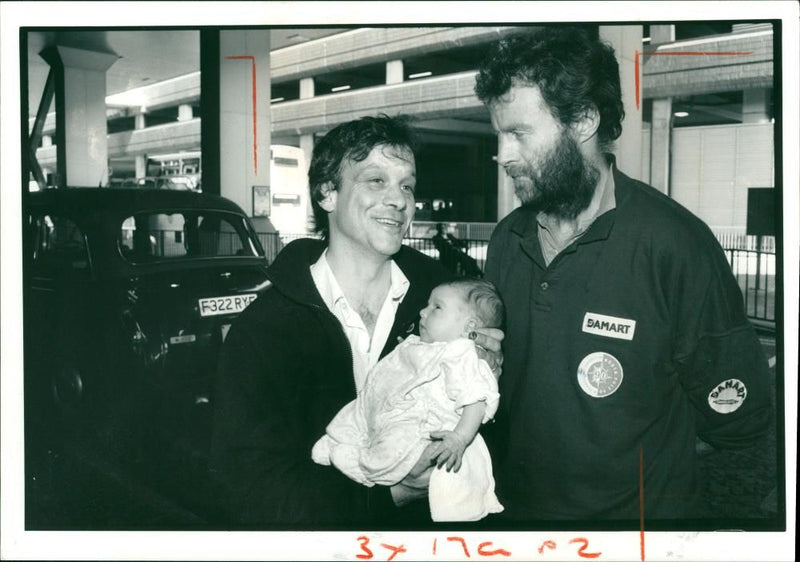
[300,133,316,231]
[650,98,673,194]
[742,88,770,123]
[134,112,146,130]
[300,134,314,174]
[219,30,271,217]
[641,26,673,194]
[648,25,675,45]
[134,111,147,178]
[177,103,193,122]
[200,30,221,196]
[135,156,147,179]
[386,60,404,85]
[599,25,643,181]
[298,78,316,233]
[40,45,118,188]
[300,77,315,99]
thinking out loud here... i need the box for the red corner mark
[634,51,754,109]
[639,445,645,562]
[226,55,258,174]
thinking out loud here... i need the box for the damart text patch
[577,352,624,398]
[582,312,636,341]
[708,378,747,414]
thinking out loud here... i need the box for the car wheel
[51,365,84,409]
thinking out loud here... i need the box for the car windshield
[119,210,262,263]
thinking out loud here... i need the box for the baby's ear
[462,317,478,337]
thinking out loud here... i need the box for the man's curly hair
[475,26,625,151]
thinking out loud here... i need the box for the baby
[312,278,504,521]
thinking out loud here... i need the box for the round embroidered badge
[577,352,624,398]
[707,378,747,414]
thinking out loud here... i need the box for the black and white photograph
[1,2,797,560]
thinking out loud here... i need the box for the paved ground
[696,333,782,526]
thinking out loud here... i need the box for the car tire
[51,365,84,409]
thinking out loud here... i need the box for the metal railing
[712,228,777,252]
[723,247,777,326]
[257,231,776,328]
[713,232,776,327]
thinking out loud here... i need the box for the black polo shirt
[484,166,771,522]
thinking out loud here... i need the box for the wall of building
[671,122,774,230]
[642,121,775,231]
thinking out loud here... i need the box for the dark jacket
[210,238,449,528]
[484,165,771,522]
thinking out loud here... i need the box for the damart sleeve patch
[707,378,747,414]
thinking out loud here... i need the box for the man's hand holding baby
[390,439,443,506]
[469,327,504,378]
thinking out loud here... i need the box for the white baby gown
[312,335,504,521]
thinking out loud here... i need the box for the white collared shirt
[310,250,410,393]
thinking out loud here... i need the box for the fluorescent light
[270,97,285,103]
[331,85,351,92]
[674,111,690,117]
[408,71,432,79]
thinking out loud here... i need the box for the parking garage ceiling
[24,26,764,128]
[25,28,347,118]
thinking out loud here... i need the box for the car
[23,187,271,529]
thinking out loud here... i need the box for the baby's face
[418,285,473,343]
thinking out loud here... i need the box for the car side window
[196,215,247,256]
[119,211,257,262]
[29,214,90,277]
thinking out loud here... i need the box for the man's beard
[510,132,600,220]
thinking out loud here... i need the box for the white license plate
[198,293,258,317]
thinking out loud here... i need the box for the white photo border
[2,2,797,560]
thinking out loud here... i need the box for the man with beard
[474,27,771,523]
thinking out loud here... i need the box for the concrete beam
[107,118,201,156]
[271,70,483,135]
[36,118,202,166]
[270,26,528,83]
[414,117,492,135]
[688,103,748,122]
[642,30,773,98]
[105,71,200,111]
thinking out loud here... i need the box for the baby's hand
[430,430,469,472]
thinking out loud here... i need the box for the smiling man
[210,115,495,528]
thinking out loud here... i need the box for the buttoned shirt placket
[310,250,410,393]
[536,161,617,266]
